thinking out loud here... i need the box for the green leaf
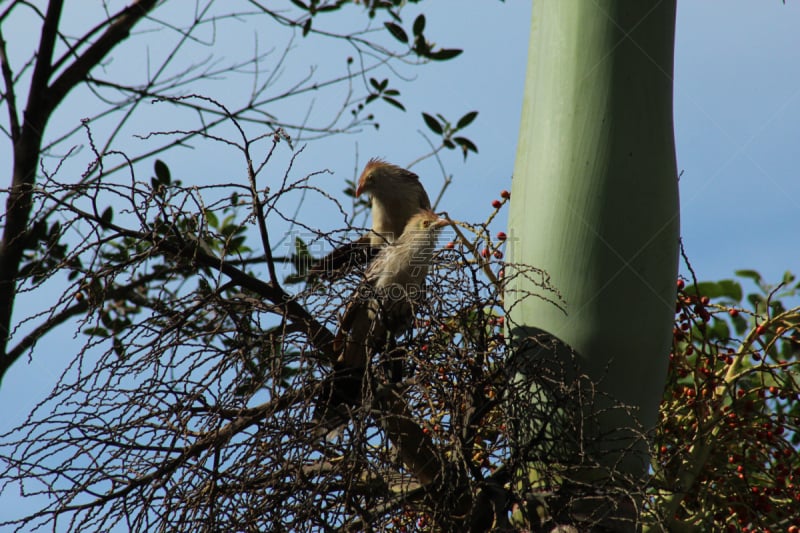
[412,14,426,36]
[50,243,66,260]
[730,312,749,336]
[221,224,239,238]
[294,237,312,261]
[343,178,356,198]
[154,159,170,184]
[382,96,406,111]
[284,273,306,285]
[456,111,478,130]
[228,236,246,252]
[454,136,478,153]
[302,18,311,36]
[716,279,743,301]
[747,293,766,314]
[429,48,462,61]
[454,137,477,160]
[708,317,731,341]
[365,93,379,105]
[384,22,408,44]
[369,77,381,91]
[769,300,786,316]
[101,206,113,225]
[221,213,237,229]
[686,280,742,302]
[84,326,110,338]
[48,221,61,240]
[422,112,443,134]
[27,219,47,248]
[100,311,113,329]
[735,269,763,284]
[205,210,219,229]
[413,38,431,57]
[112,338,126,359]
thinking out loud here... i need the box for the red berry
[491,199,502,209]
[676,279,685,290]
[755,324,767,336]
[481,248,490,258]
[729,308,739,317]
[493,250,503,259]
[496,231,507,241]
[445,241,455,250]
[500,190,511,199]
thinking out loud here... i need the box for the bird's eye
[422,220,430,228]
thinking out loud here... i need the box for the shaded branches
[0,126,566,529]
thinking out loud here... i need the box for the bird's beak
[355,182,364,197]
[432,217,451,229]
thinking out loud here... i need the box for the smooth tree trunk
[506,1,679,528]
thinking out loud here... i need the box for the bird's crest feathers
[357,158,423,196]
[363,157,389,174]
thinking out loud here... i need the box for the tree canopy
[0,2,798,531]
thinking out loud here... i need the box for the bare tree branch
[47,1,159,112]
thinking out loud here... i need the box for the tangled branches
[0,113,640,530]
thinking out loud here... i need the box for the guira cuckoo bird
[309,158,432,278]
[315,209,448,431]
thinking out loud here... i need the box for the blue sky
[258,0,799,287]
[1,0,799,524]
[389,0,800,287]
[674,1,799,284]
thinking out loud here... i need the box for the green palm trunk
[507,0,679,525]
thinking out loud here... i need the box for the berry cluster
[652,277,800,531]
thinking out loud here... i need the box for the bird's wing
[416,181,432,210]
[335,286,386,368]
[337,294,365,339]
[396,167,432,210]
[308,233,377,279]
